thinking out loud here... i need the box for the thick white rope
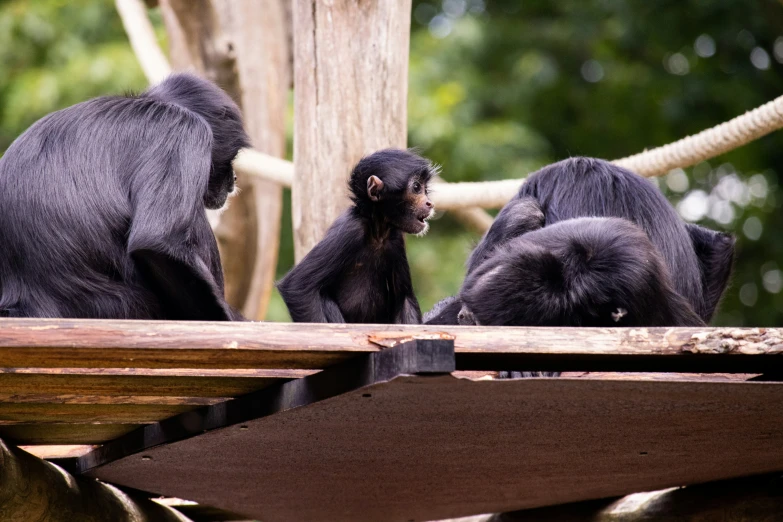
[613,94,783,176]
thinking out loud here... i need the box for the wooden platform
[63,340,782,521]
[2,319,783,521]
[1,319,780,446]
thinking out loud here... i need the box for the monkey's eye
[412,181,422,193]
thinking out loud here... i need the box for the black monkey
[424,157,735,325]
[0,73,248,320]
[423,196,545,325]
[277,149,435,324]
[457,217,705,328]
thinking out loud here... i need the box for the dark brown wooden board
[2,318,783,372]
[0,402,201,423]
[81,360,783,521]
[0,368,310,399]
[0,424,138,444]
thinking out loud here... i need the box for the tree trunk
[159,0,290,319]
[292,0,412,260]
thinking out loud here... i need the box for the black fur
[685,223,736,320]
[458,217,705,327]
[0,73,248,320]
[424,157,734,325]
[278,149,435,324]
[422,295,464,325]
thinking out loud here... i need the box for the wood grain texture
[0,424,138,445]
[292,0,412,259]
[19,445,96,459]
[0,403,199,424]
[0,368,310,398]
[86,375,783,522]
[1,319,782,372]
[0,319,783,373]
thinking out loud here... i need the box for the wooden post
[159,0,290,319]
[292,0,412,260]
[0,440,191,521]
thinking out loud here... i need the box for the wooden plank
[0,394,223,405]
[559,372,759,381]
[0,424,139,445]
[66,339,455,474]
[0,368,311,398]
[80,367,783,521]
[0,402,201,423]
[18,445,96,459]
[1,319,782,372]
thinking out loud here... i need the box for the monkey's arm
[396,296,422,324]
[127,108,234,321]
[466,196,544,274]
[685,223,735,322]
[391,246,423,324]
[277,214,362,323]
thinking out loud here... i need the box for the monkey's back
[518,157,705,319]
[0,96,210,319]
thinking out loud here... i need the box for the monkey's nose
[425,200,433,208]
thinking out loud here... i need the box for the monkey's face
[204,165,237,209]
[396,177,434,235]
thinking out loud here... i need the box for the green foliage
[0,0,148,151]
[3,0,783,325]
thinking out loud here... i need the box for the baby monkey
[278,149,436,323]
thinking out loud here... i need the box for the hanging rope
[613,93,783,176]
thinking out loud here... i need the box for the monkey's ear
[367,175,384,201]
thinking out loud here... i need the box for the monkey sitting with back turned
[278,149,436,324]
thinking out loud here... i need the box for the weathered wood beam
[0,440,194,521]
[0,425,137,445]
[0,402,200,424]
[0,368,310,399]
[0,319,781,372]
[292,0,412,259]
[20,445,96,460]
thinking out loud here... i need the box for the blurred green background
[1,0,782,325]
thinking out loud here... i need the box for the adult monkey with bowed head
[425,157,735,326]
[458,217,705,328]
[278,149,436,324]
[0,74,248,320]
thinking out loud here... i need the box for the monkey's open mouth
[417,209,434,224]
